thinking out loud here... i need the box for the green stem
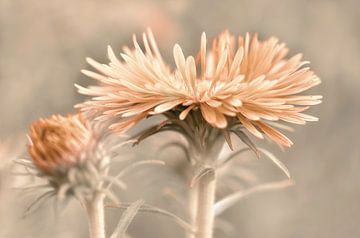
[195,171,216,238]
[85,194,106,238]
[186,184,199,238]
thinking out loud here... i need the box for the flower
[76,29,321,147]
[27,113,110,200]
[28,114,95,175]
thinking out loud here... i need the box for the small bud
[27,114,109,200]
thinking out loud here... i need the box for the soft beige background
[1,0,359,238]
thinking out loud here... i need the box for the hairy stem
[85,194,106,238]
[186,184,199,238]
[195,171,216,238]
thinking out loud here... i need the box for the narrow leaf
[107,203,195,233]
[132,121,169,145]
[258,148,291,178]
[110,160,165,185]
[23,190,55,218]
[158,141,192,163]
[222,130,233,151]
[110,200,145,238]
[190,167,215,188]
[231,129,260,158]
[214,179,294,216]
[217,148,251,168]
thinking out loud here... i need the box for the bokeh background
[1,0,359,237]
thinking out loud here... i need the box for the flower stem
[187,184,199,238]
[85,194,106,238]
[195,171,216,238]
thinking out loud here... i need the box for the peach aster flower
[76,29,321,147]
[26,114,135,237]
[28,114,96,175]
[26,113,117,202]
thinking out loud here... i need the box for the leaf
[132,121,169,145]
[109,160,165,185]
[103,176,128,191]
[230,129,260,158]
[214,179,294,216]
[158,141,192,163]
[222,130,233,151]
[23,190,55,218]
[107,203,194,233]
[110,139,138,151]
[57,184,71,202]
[190,167,215,188]
[258,148,291,178]
[110,200,145,238]
[102,189,120,204]
[216,148,251,168]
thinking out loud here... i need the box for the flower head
[76,29,321,147]
[27,114,110,200]
[28,114,95,175]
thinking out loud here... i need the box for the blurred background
[1,0,359,237]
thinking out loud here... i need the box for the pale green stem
[85,194,106,238]
[195,171,216,238]
[186,184,199,238]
